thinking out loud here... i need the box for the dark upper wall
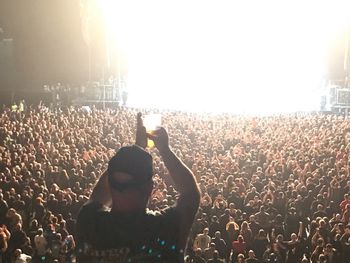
[0,0,90,90]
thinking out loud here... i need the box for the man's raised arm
[88,171,112,207]
[148,128,200,245]
[87,112,146,208]
[159,143,200,202]
[149,127,200,202]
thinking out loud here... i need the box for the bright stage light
[100,0,350,114]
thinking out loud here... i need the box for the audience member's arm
[87,113,152,208]
[3,225,10,240]
[135,112,147,149]
[149,128,200,244]
[77,171,111,244]
[86,113,147,207]
[297,221,304,240]
[138,113,200,204]
[149,127,200,203]
[271,228,276,242]
[88,171,112,207]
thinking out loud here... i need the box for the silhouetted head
[108,145,153,212]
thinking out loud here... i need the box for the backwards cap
[107,145,153,191]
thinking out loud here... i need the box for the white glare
[100,0,350,114]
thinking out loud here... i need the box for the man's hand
[147,127,169,153]
[135,113,147,149]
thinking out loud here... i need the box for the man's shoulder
[76,205,184,262]
[76,202,187,259]
[76,201,105,226]
[78,202,179,226]
[77,202,181,238]
[79,201,177,215]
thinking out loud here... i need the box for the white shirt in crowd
[34,234,48,256]
[15,253,32,263]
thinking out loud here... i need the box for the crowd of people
[0,104,350,262]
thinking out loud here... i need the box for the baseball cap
[107,145,153,191]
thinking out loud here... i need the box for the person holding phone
[76,113,200,262]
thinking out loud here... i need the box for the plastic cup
[143,114,161,148]
[143,114,161,132]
